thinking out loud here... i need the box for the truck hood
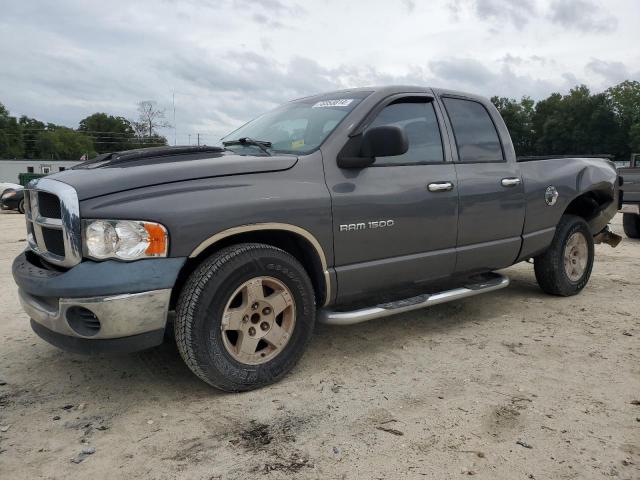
[48,148,298,200]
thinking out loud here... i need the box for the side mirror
[361,125,409,159]
[336,125,409,169]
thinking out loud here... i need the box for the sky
[1,0,639,144]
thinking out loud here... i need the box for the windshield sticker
[312,99,354,108]
[291,139,305,149]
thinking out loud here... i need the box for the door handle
[501,177,521,187]
[427,181,454,192]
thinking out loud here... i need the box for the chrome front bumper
[19,288,171,340]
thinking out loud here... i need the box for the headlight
[83,219,168,260]
[2,191,16,200]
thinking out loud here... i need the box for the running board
[318,273,510,326]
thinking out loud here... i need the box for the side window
[443,98,504,163]
[367,99,444,165]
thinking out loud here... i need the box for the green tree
[532,86,620,157]
[606,80,640,159]
[630,123,640,152]
[0,103,24,158]
[606,80,640,124]
[19,116,46,159]
[585,93,621,157]
[530,92,562,154]
[78,112,136,153]
[35,127,96,160]
[491,96,535,156]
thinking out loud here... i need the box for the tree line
[491,80,640,161]
[0,101,170,160]
[1,80,639,161]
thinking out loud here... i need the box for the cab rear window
[443,98,504,163]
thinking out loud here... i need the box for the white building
[0,159,82,184]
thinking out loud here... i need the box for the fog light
[66,307,101,337]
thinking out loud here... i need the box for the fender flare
[189,223,332,306]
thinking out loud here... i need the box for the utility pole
[197,133,200,146]
[172,91,176,146]
[188,134,191,145]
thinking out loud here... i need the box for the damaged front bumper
[12,251,185,354]
[19,289,171,354]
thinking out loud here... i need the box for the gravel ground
[0,210,638,479]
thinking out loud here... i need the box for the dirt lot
[0,210,638,479]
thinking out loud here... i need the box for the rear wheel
[623,212,640,239]
[18,199,25,214]
[175,243,316,392]
[534,215,594,296]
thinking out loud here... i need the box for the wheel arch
[171,224,331,309]
[562,188,616,234]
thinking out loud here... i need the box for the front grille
[24,178,82,268]
[41,227,65,256]
[38,192,62,219]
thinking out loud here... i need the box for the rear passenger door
[439,96,525,274]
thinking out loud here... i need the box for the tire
[18,199,25,214]
[175,243,316,392]
[623,213,640,239]
[534,215,594,296]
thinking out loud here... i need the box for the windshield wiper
[222,137,272,155]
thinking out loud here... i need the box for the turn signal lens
[143,223,169,256]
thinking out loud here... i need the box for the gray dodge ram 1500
[12,86,621,391]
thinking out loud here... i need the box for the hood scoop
[52,147,298,200]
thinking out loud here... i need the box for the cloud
[0,0,636,145]
[500,54,524,66]
[499,54,553,68]
[452,0,619,34]
[251,13,285,29]
[548,0,617,33]
[429,58,495,86]
[401,0,416,13]
[449,0,536,29]
[235,0,306,16]
[427,58,559,99]
[586,59,630,85]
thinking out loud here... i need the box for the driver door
[324,95,459,303]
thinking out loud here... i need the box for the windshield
[220,92,370,154]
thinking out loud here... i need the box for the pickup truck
[619,153,640,238]
[12,86,621,392]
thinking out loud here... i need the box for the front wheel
[175,243,316,392]
[534,215,594,296]
[18,199,25,214]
